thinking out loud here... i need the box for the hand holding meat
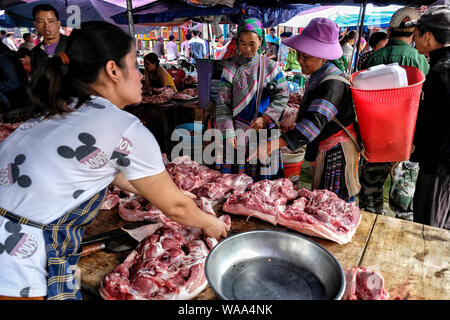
[201,215,230,239]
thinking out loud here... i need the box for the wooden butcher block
[79,207,378,300]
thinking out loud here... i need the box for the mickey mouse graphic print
[0,95,165,298]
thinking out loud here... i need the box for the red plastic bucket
[284,161,303,190]
[350,66,425,162]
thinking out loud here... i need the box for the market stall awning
[280,4,403,28]
[111,0,318,27]
[4,0,155,33]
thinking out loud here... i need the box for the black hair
[339,30,357,45]
[5,33,12,38]
[186,33,192,40]
[1,30,6,35]
[280,32,292,38]
[32,4,59,21]
[30,21,133,118]
[23,33,31,41]
[144,52,159,68]
[390,29,414,38]
[417,23,450,45]
[270,28,276,32]
[16,47,31,58]
[368,31,388,49]
[192,30,199,37]
[169,35,175,41]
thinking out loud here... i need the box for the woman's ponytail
[30,54,71,118]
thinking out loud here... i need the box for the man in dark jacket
[407,5,450,229]
[0,42,31,122]
[30,4,68,76]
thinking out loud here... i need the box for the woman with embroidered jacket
[215,18,289,181]
[254,18,361,201]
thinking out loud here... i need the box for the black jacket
[412,46,450,176]
[0,42,30,112]
[281,69,356,162]
[30,34,69,77]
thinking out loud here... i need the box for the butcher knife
[80,234,137,257]
[80,221,160,257]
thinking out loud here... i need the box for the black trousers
[413,170,450,229]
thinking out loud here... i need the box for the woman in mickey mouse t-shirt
[0,21,229,300]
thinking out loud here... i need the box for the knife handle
[81,243,106,257]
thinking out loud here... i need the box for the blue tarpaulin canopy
[280,4,403,28]
[4,0,155,32]
[111,0,318,28]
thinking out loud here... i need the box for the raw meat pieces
[172,88,198,100]
[100,214,231,300]
[223,184,361,245]
[342,266,389,300]
[0,122,21,143]
[141,87,175,105]
[99,225,213,300]
[223,178,298,225]
[278,188,361,245]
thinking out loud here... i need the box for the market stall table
[124,100,198,155]
[79,207,450,300]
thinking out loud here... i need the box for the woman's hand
[227,136,238,150]
[247,137,287,163]
[129,171,230,240]
[249,116,267,132]
[202,217,230,240]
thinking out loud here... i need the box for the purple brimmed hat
[282,17,343,60]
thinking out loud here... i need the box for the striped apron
[0,187,107,300]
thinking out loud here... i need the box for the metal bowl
[205,230,345,300]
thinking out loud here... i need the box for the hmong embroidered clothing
[281,61,356,161]
[215,53,288,139]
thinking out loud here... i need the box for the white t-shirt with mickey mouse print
[0,95,166,297]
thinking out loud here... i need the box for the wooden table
[79,208,450,300]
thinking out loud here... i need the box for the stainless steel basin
[205,230,345,300]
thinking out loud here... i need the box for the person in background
[16,47,32,80]
[283,48,302,71]
[199,32,209,57]
[181,33,191,57]
[357,31,388,70]
[257,18,361,202]
[359,6,430,219]
[19,33,35,51]
[266,27,280,45]
[365,7,429,74]
[34,31,41,46]
[143,52,177,91]
[265,38,278,61]
[31,4,68,76]
[213,34,227,60]
[277,31,292,67]
[2,33,18,52]
[189,30,206,63]
[224,29,236,45]
[215,18,288,181]
[339,30,357,71]
[407,5,450,229]
[0,42,30,121]
[152,36,165,59]
[0,21,229,301]
[0,30,6,40]
[166,35,179,61]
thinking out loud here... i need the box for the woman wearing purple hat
[256,18,361,201]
